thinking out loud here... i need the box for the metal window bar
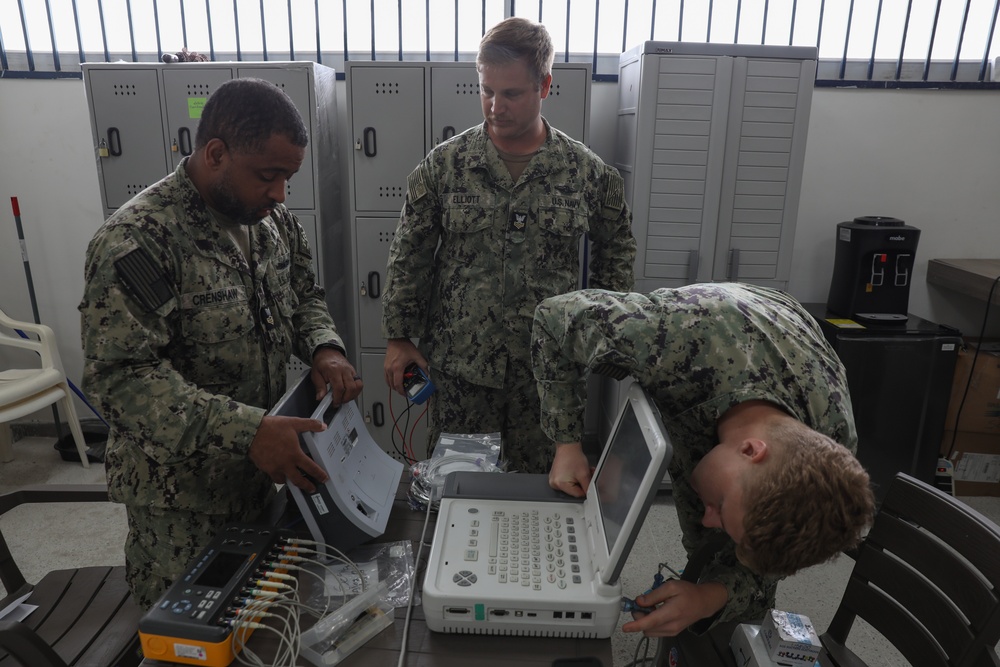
[15,0,33,71]
[2,0,1000,87]
[923,0,943,81]
[70,0,84,65]
[952,0,972,81]
[126,0,137,63]
[234,0,243,60]
[981,0,1000,81]
[42,0,59,71]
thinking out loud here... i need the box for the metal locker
[85,67,169,213]
[360,352,430,462]
[161,66,234,171]
[348,66,426,212]
[355,217,398,349]
[238,66,317,211]
[541,65,591,143]
[429,65,484,146]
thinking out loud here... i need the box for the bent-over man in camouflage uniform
[531,283,874,639]
[382,17,635,472]
[79,78,361,608]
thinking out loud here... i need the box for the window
[2,0,998,85]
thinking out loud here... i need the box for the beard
[209,171,274,226]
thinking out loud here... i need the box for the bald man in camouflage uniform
[382,18,635,472]
[80,79,360,608]
[532,283,872,638]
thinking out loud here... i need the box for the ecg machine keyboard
[481,508,585,590]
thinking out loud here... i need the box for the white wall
[2,76,999,422]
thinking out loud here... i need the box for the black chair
[820,473,1000,667]
[0,484,142,667]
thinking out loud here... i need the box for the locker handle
[442,125,456,141]
[372,402,385,427]
[178,127,193,156]
[107,127,122,157]
[686,251,700,283]
[367,271,381,299]
[728,248,741,281]
[363,127,377,157]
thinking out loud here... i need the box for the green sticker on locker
[188,97,207,119]
[474,603,485,621]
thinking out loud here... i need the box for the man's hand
[620,580,728,637]
[311,346,362,404]
[548,442,593,497]
[249,415,330,493]
[384,338,428,396]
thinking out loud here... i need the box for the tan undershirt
[209,207,252,263]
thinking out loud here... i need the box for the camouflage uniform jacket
[381,121,636,388]
[79,159,345,514]
[531,283,857,627]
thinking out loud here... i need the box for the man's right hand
[548,442,593,497]
[248,415,329,493]
[384,338,428,396]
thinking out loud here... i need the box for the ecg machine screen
[596,402,652,554]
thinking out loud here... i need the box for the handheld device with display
[403,363,435,404]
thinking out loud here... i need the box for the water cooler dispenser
[807,216,961,501]
[827,216,921,324]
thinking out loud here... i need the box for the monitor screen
[595,400,653,554]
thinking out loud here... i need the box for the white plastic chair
[0,305,89,468]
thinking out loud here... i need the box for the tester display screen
[194,551,250,588]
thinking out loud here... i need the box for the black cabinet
[804,304,962,501]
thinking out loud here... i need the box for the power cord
[397,480,437,667]
[943,273,1000,460]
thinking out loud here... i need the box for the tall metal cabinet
[616,41,816,293]
[82,61,344,367]
[344,61,591,461]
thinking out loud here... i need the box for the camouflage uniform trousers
[426,361,553,474]
[123,503,263,609]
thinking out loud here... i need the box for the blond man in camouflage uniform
[79,79,361,609]
[382,17,635,472]
[532,282,874,637]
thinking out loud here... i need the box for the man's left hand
[311,347,363,404]
[620,580,728,637]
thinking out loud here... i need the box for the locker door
[349,66,426,212]
[544,64,590,143]
[429,65,484,146]
[642,54,731,287]
[355,217,399,349]
[162,67,233,171]
[713,57,814,287]
[360,352,430,462]
[86,67,169,212]
[238,66,316,210]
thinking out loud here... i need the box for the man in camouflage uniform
[531,283,874,638]
[79,79,361,609]
[381,17,635,472]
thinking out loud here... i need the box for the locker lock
[98,139,109,158]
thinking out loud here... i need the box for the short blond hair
[477,17,555,86]
[737,418,874,576]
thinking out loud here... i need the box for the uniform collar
[467,118,565,182]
